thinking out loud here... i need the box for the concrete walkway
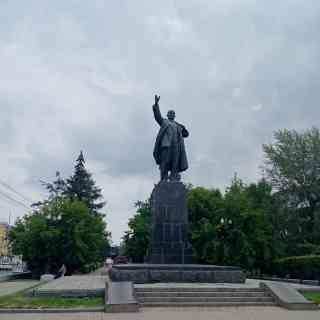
[0,307,319,320]
[0,280,39,297]
[35,276,107,292]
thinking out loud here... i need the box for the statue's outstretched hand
[155,95,160,105]
[153,94,163,125]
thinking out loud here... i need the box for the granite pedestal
[148,181,193,264]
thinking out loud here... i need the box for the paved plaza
[0,277,318,318]
[0,307,319,320]
[0,280,39,297]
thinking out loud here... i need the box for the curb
[105,282,139,313]
[260,282,319,310]
[0,307,104,314]
[251,277,320,287]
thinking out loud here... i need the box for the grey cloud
[0,0,320,242]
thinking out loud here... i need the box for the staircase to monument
[135,286,277,307]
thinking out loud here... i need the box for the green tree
[246,179,286,263]
[188,187,224,263]
[263,128,320,253]
[32,171,66,208]
[9,199,109,276]
[222,177,275,270]
[190,217,220,264]
[66,151,105,215]
[189,177,278,271]
[188,187,223,227]
[122,200,151,262]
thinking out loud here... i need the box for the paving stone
[0,280,39,297]
[1,307,320,320]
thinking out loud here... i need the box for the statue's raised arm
[152,95,163,126]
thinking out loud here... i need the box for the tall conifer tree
[66,151,105,215]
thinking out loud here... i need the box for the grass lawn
[0,288,104,309]
[302,291,320,304]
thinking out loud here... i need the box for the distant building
[0,222,10,256]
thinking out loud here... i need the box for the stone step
[141,301,277,307]
[135,287,264,293]
[136,291,269,298]
[33,289,103,298]
[138,296,275,303]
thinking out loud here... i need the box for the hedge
[272,255,320,280]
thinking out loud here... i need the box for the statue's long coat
[153,104,189,173]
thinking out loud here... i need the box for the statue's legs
[159,147,181,181]
[160,167,169,181]
[160,148,170,181]
[169,149,180,181]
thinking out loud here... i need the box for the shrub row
[272,255,320,280]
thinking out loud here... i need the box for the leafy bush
[272,255,320,280]
[9,199,109,277]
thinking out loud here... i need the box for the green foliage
[123,178,281,271]
[188,187,224,263]
[33,151,106,216]
[22,151,111,276]
[66,151,105,215]
[122,200,151,262]
[188,187,223,226]
[9,199,109,276]
[189,177,278,270]
[263,128,320,249]
[263,128,320,199]
[32,171,66,208]
[272,255,320,280]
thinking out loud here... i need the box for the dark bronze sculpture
[152,95,189,181]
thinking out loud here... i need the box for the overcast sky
[0,0,320,243]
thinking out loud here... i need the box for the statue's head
[167,110,176,121]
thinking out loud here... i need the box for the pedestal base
[110,264,246,284]
[148,181,194,264]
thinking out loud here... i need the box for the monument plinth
[110,264,245,283]
[148,181,193,264]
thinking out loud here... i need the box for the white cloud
[0,0,320,242]
[251,104,263,112]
